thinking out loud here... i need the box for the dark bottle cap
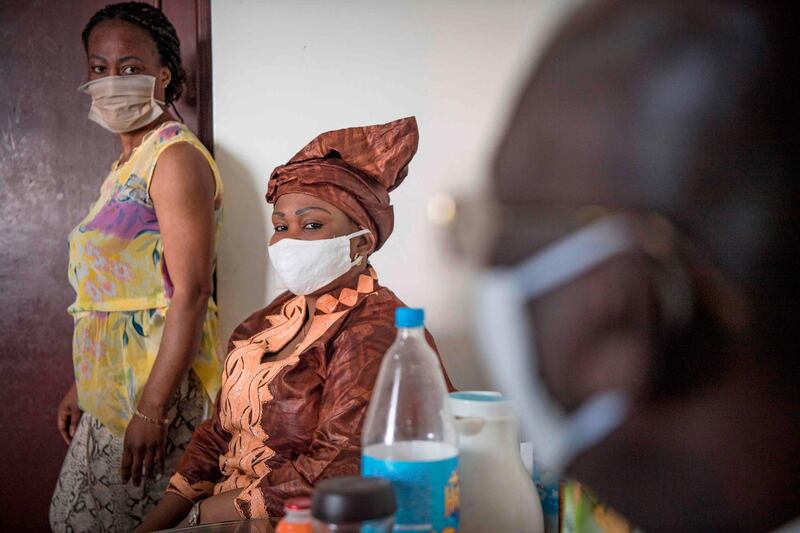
[312,476,396,524]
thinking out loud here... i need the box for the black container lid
[312,476,396,524]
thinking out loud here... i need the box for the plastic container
[450,391,544,533]
[311,476,396,533]
[361,307,459,533]
[533,462,561,533]
[276,497,313,533]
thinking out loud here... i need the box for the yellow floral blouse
[67,121,223,435]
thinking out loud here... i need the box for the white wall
[212,0,577,389]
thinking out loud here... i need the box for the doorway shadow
[214,143,270,348]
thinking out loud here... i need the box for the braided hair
[82,2,187,105]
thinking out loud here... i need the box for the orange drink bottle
[275,497,313,533]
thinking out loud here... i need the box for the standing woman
[50,3,224,531]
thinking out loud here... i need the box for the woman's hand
[173,490,244,527]
[135,492,194,533]
[144,491,270,532]
[57,382,83,445]
[121,412,167,486]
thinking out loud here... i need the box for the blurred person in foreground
[470,1,798,532]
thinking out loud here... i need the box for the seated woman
[139,116,453,530]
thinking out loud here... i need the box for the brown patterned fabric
[266,117,419,250]
[166,267,453,522]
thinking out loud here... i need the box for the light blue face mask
[474,215,641,474]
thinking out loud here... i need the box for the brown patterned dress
[165,267,452,521]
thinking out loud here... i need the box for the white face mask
[78,75,165,133]
[268,229,371,296]
[475,215,638,474]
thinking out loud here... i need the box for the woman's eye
[304,222,323,230]
[121,66,139,75]
[90,65,105,73]
[273,225,288,233]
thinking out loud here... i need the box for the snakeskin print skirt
[49,370,209,533]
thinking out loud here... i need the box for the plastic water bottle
[362,307,459,533]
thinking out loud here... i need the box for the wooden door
[0,2,212,530]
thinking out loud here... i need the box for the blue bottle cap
[395,307,424,328]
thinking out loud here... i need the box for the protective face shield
[78,75,165,133]
[268,229,371,296]
[475,214,691,474]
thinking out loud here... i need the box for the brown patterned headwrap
[267,116,419,251]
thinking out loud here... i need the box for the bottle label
[363,442,459,533]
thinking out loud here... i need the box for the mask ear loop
[159,74,184,122]
[514,215,639,298]
[348,228,372,267]
[148,76,179,121]
[510,214,640,472]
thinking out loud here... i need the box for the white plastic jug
[450,391,544,533]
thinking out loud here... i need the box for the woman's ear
[158,67,172,100]
[354,230,376,259]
